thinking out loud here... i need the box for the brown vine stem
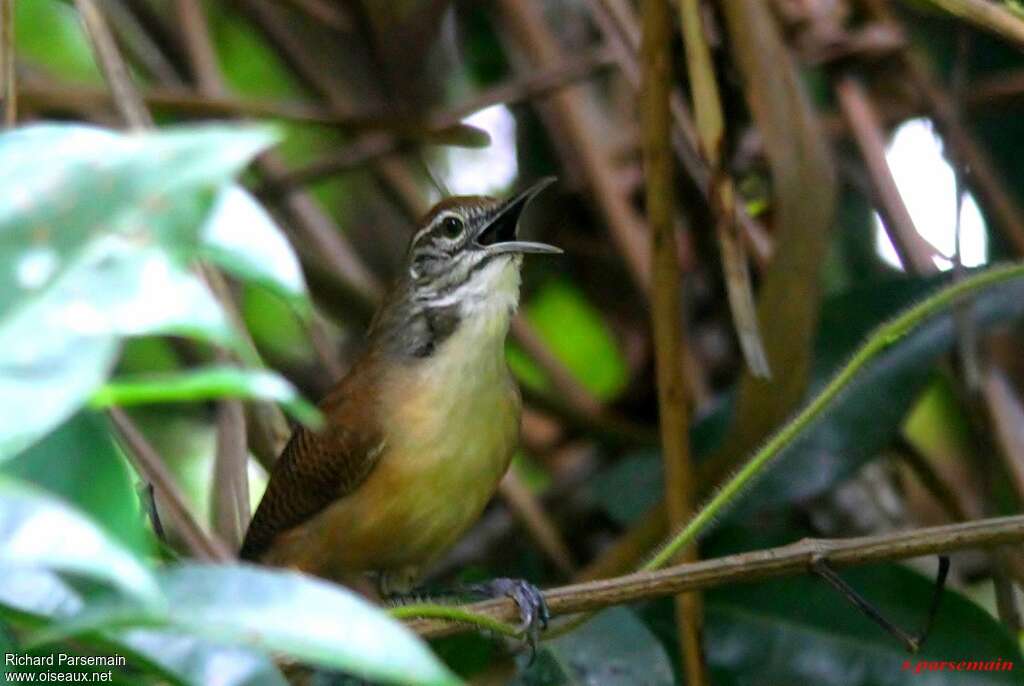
[405,514,1024,639]
[1,0,14,128]
[643,0,704,681]
[679,0,768,381]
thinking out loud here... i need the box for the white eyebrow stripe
[411,210,461,250]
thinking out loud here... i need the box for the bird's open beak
[475,177,562,256]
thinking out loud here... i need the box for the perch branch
[399,514,1024,638]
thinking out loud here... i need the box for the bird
[240,177,561,638]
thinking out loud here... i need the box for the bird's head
[404,177,560,315]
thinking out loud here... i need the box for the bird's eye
[440,216,464,239]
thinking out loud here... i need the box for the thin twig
[432,47,616,128]
[305,314,345,380]
[575,503,667,582]
[109,408,233,562]
[913,61,1024,256]
[982,365,1024,499]
[74,0,153,129]
[589,0,774,268]
[1,0,15,128]
[17,79,486,135]
[226,0,386,307]
[261,168,384,315]
[402,514,1024,638]
[261,48,616,190]
[98,0,182,86]
[17,79,343,124]
[511,316,603,417]
[498,470,578,577]
[176,1,297,498]
[968,68,1024,108]
[211,397,250,550]
[280,0,352,31]
[649,262,1024,573]
[497,0,651,293]
[908,0,1024,51]
[892,438,972,523]
[680,0,768,380]
[520,385,659,447]
[811,556,949,653]
[864,1,1024,255]
[833,75,940,272]
[175,0,225,95]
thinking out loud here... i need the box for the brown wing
[239,361,384,562]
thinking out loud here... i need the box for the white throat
[430,256,522,369]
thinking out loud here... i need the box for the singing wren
[241,178,560,635]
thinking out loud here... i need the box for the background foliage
[2,0,1024,684]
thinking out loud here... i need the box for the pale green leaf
[0,476,160,605]
[201,186,310,310]
[0,569,286,686]
[90,366,322,429]
[31,564,460,686]
[0,123,278,459]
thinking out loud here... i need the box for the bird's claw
[469,577,549,662]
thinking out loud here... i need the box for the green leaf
[0,476,160,605]
[33,564,460,686]
[513,607,674,685]
[0,244,233,461]
[643,565,1021,685]
[200,186,311,310]
[589,273,1024,524]
[589,451,664,527]
[0,618,15,676]
[0,329,119,463]
[117,630,288,686]
[241,284,315,366]
[0,123,277,459]
[729,272,1024,516]
[0,124,276,279]
[0,568,84,625]
[0,569,287,686]
[512,280,628,400]
[89,366,322,429]
[3,412,154,555]
[15,0,103,84]
[157,565,456,684]
[640,522,1022,685]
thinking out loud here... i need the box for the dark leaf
[3,412,155,555]
[512,608,674,686]
[0,476,160,604]
[0,123,277,460]
[30,564,460,686]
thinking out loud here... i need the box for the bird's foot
[467,577,549,660]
